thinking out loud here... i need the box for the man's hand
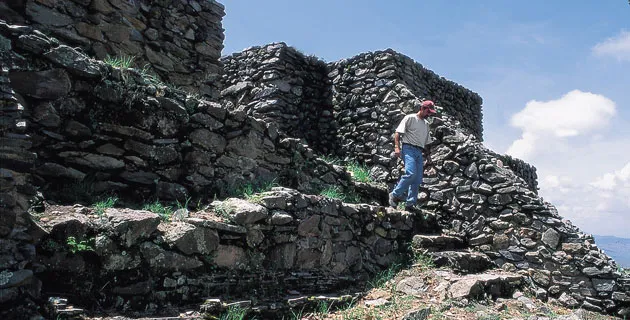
[394,147,401,158]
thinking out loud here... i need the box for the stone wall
[0,23,352,207]
[35,188,420,314]
[219,45,522,189]
[220,43,336,154]
[327,49,537,191]
[418,114,628,316]
[0,33,41,318]
[0,0,225,97]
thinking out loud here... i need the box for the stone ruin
[0,0,629,319]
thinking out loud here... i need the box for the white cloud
[591,162,630,191]
[593,30,630,61]
[503,91,630,237]
[506,90,616,160]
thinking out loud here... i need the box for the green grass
[346,161,372,183]
[66,236,94,254]
[320,155,342,165]
[315,300,332,317]
[142,201,174,221]
[319,185,362,203]
[286,307,305,320]
[367,262,403,290]
[232,179,279,202]
[214,202,234,222]
[320,185,345,200]
[219,306,249,320]
[412,252,435,271]
[103,55,135,69]
[93,196,118,216]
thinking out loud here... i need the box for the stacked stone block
[0,32,40,318]
[0,0,225,97]
[35,188,417,312]
[0,24,351,206]
[221,43,336,154]
[417,114,629,317]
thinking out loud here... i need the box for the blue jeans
[392,144,424,206]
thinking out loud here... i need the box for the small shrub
[66,236,94,254]
[93,196,118,215]
[143,201,174,221]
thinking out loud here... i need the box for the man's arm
[394,132,401,158]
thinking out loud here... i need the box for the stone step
[443,271,524,300]
[619,277,630,291]
[199,292,362,319]
[429,250,495,274]
[411,234,465,252]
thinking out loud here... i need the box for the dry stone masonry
[0,22,353,207]
[221,43,336,155]
[35,188,420,317]
[1,0,225,97]
[0,27,41,319]
[220,44,538,191]
[417,114,629,317]
[0,0,628,318]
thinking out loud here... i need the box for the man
[389,100,437,210]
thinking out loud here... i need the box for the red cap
[421,100,437,114]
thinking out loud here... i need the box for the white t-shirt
[395,114,433,148]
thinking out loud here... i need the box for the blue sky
[222,1,630,237]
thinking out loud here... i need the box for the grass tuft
[93,196,117,216]
[142,201,174,221]
[346,161,372,183]
[103,55,135,69]
[219,306,248,320]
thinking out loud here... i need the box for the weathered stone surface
[412,234,464,252]
[41,212,91,240]
[139,242,203,271]
[448,273,523,299]
[430,251,494,274]
[59,152,124,170]
[161,222,219,255]
[542,228,560,249]
[271,211,293,225]
[104,209,160,247]
[25,2,73,26]
[269,243,296,269]
[396,276,426,295]
[213,244,246,268]
[34,163,85,180]
[101,252,141,271]
[43,45,103,78]
[190,128,226,153]
[298,215,322,237]
[221,198,268,225]
[9,69,71,99]
[0,269,32,289]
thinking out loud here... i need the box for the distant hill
[594,235,630,268]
